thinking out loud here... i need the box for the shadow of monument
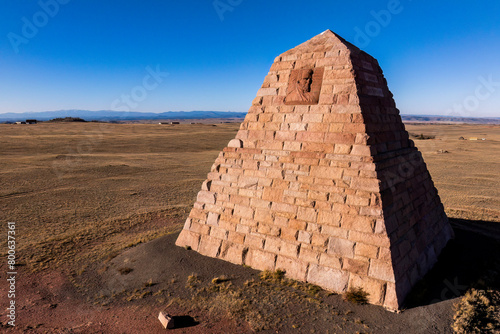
[403,218,500,309]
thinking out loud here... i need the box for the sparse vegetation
[143,278,155,287]
[212,275,230,284]
[452,289,500,333]
[1,122,499,332]
[48,117,87,122]
[125,288,152,301]
[186,273,201,288]
[344,287,369,305]
[258,269,325,298]
[118,267,133,275]
[164,268,343,332]
[409,132,436,140]
[259,269,286,282]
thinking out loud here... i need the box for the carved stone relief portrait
[285,67,324,105]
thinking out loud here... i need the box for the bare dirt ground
[0,121,499,333]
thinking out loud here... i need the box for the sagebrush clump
[344,287,369,305]
[452,289,499,334]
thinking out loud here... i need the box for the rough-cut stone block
[197,191,216,205]
[264,236,282,253]
[319,253,342,269]
[210,226,227,240]
[288,219,307,230]
[262,187,283,202]
[307,264,349,293]
[349,231,390,248]
[383,282,399,310]
[310,166,343,179]
[311,233,329,247]
[198,235,222,258]
[297,230,312,244]
[298,247,320,264]
[328,237,355,258]
[158,312,175,329]
[363,86,384,97]
[228,139,243,148]
[207,212,220,226]
[345,195,370,207]
[342,215,375,234]
[276,255,308,281]
[220,241,246,265]
[343,258,369,275]
[228,231,245,244]
[349,274,386,305]
[280,227,298,242]
[297,207,317,223]
[245,234,265,249]
[318,211,341,226]
[257,87,278,97]
[279,240,300,258]
[322,225,348,239]
[350,178,380,192]
[175,230,200,251]
[245,249,276,271]
[189,221,211,235]
[355,243,379,258]
[234,204,254,219]
[257,223,280,236]
[334,144,352,154]
[350,145,372,156]
[369,259,396,283]
[271,202,297,214]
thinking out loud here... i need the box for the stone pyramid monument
[175,30,454,310]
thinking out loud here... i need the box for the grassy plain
[0,121,498,333]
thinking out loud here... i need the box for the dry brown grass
[162,269,340,332]
[405,123,500,222]
[451,288,500,333]
[1,122,498,276]
[0,122,499,333]
[0,122,239,276]
[344,287,370,305]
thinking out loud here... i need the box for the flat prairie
[0,122,498,333]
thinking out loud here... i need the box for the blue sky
[1,0,499,117]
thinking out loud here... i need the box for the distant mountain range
[401,115,500,124]
[0,110,498,124]
[0,110,247,122]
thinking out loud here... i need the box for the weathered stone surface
[158,312,175,329]
[276,255,308,281]
[328,237,355,258]
[369,259,396,283]
[349,274,386,305]
[307,264,349,293]
[175,30,453,310]
[228,139,243,148]
[175,230,200,251]
[245,248,276,271]
[220,241,246,265]
[198,235,222,258]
